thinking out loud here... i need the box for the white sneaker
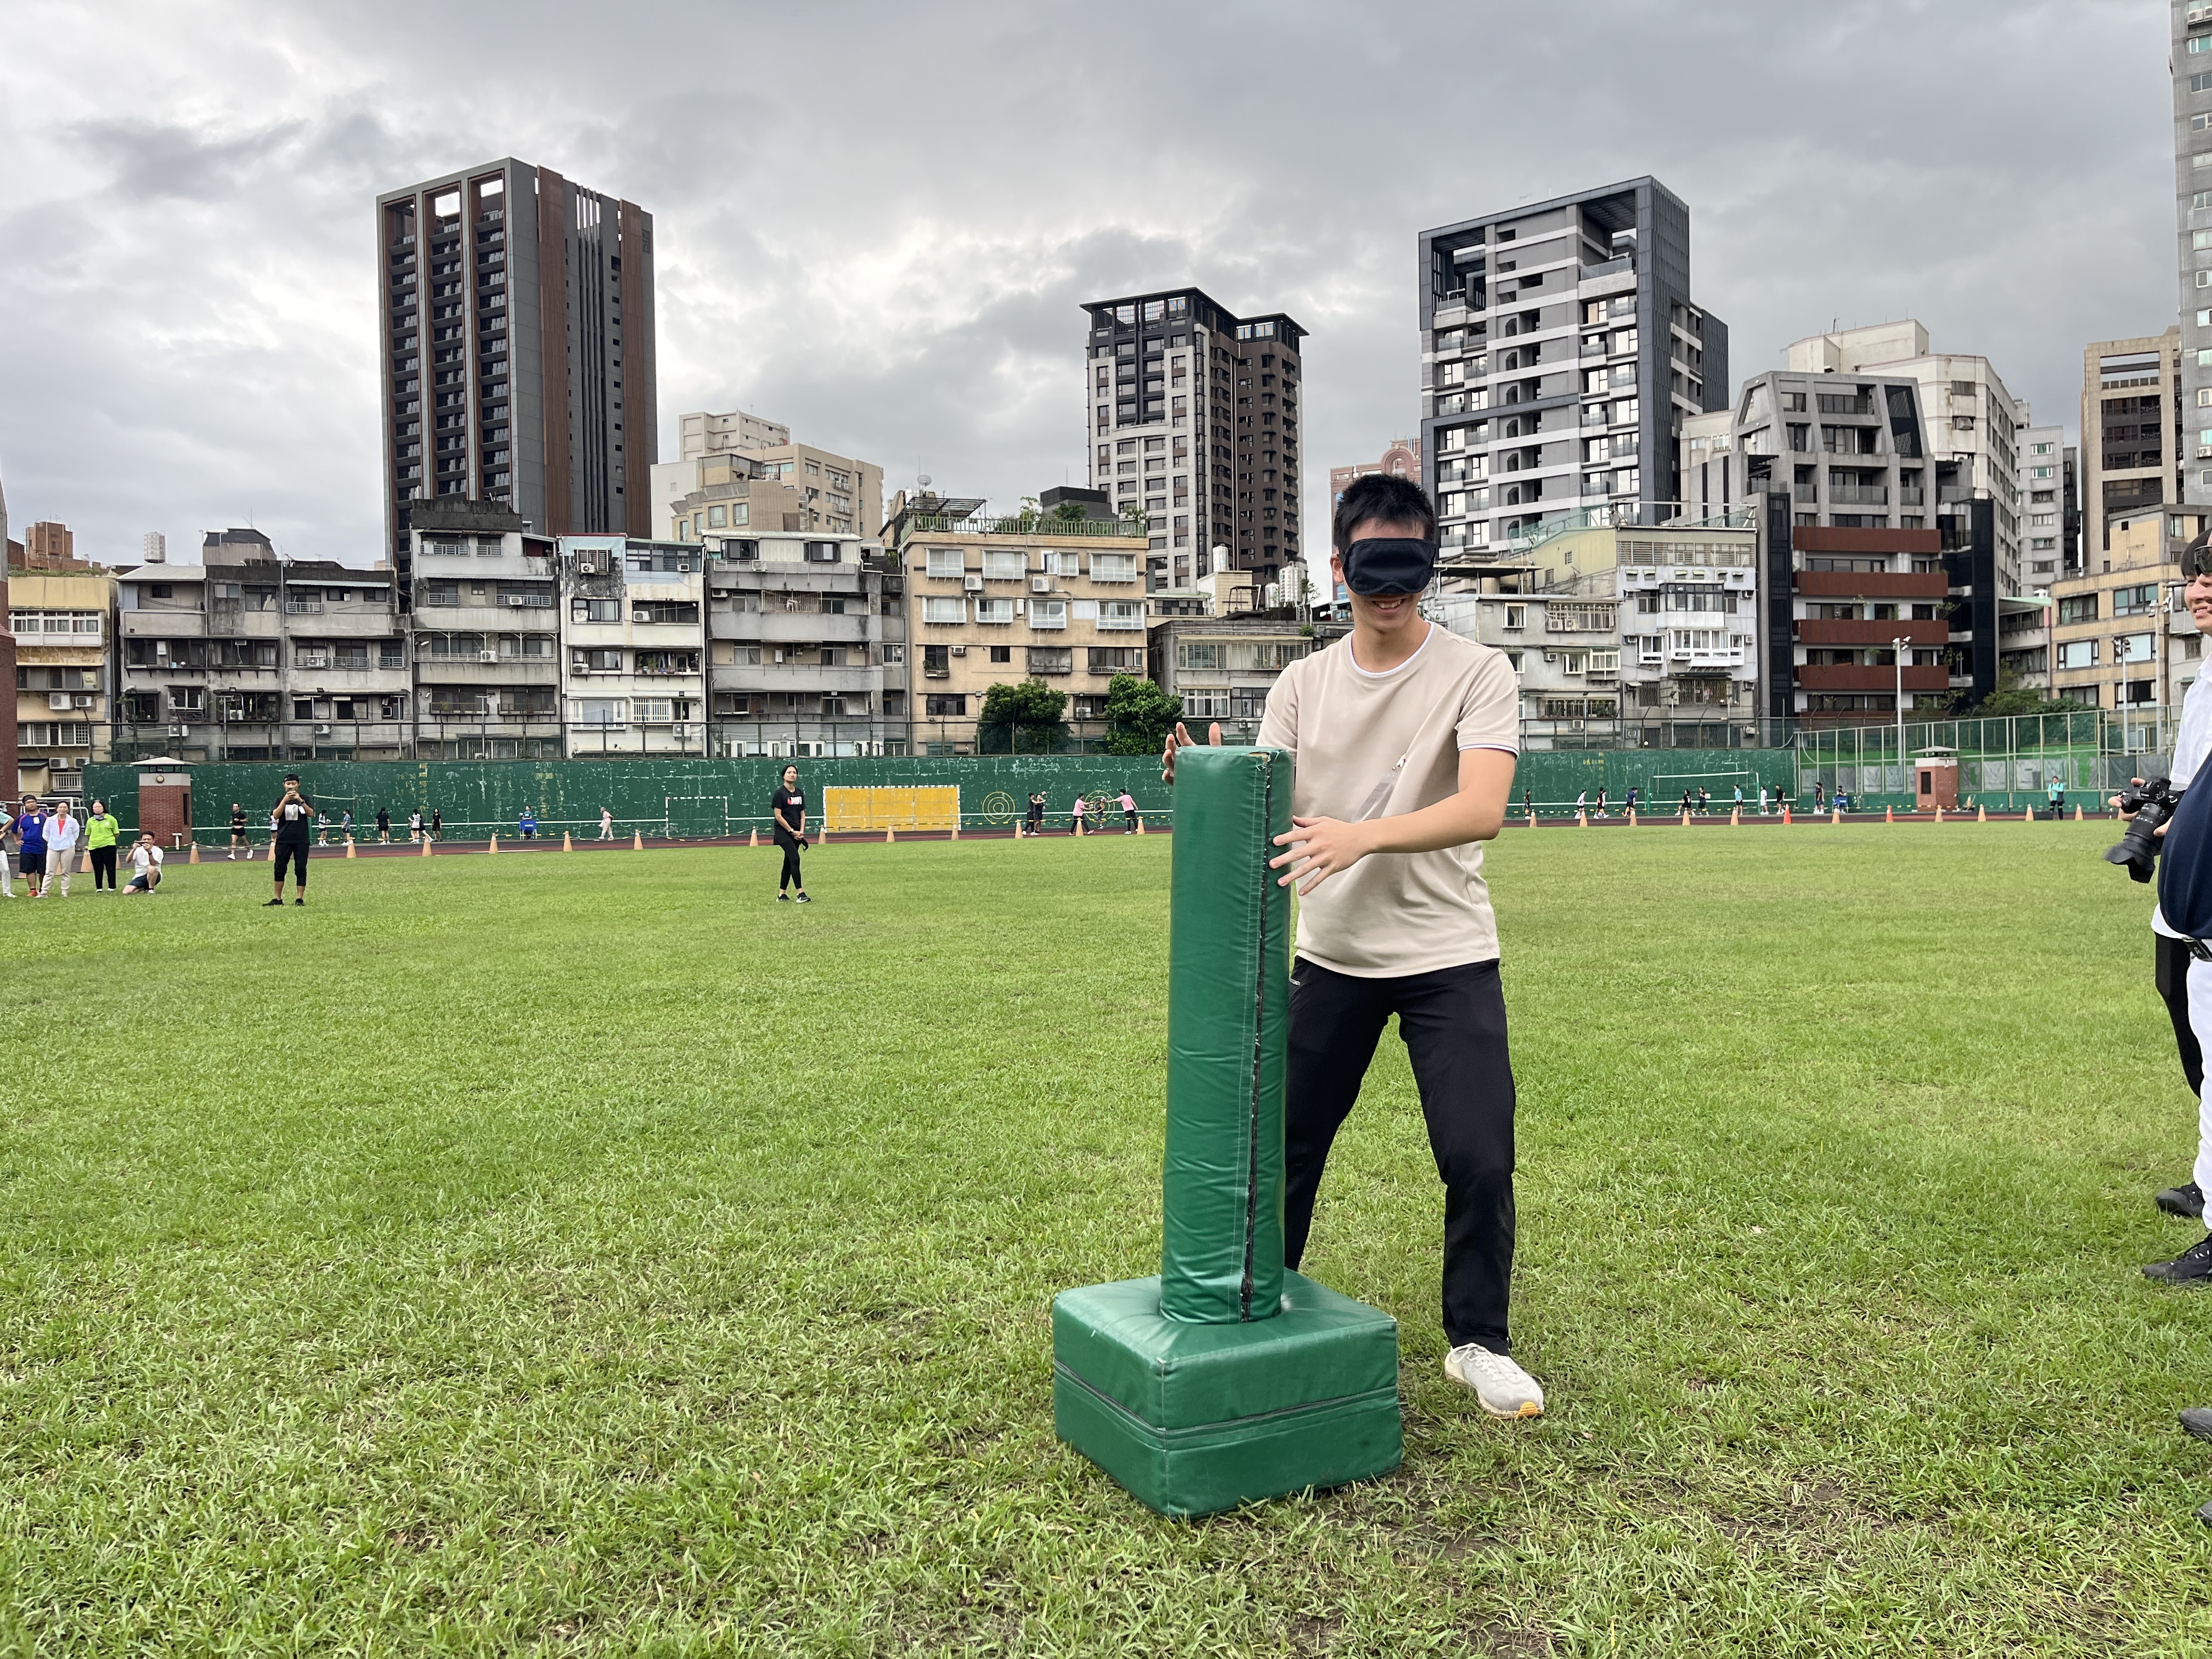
[1444,1342,1545,1418]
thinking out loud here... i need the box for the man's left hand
[1270,815,1373,895]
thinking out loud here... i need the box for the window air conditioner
[950,645,967,656]
[169,724,191,737]
[1032,576,1053,594]
[313,723,332,736]
[479,649,499,662]
[48,693,71,711]
[963,574,984,591]
[48,759,71,773]
[505,594,528,606]
[74,695,93,709]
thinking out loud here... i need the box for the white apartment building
[679,410,791,459]
[558,538,706,757]
[1785,321,2024,595]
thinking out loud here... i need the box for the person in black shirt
[772,765,810,902]
[267,773,313,906]
[229,803,248,861]
[1025,792,1045,834]
[375,806,391,844]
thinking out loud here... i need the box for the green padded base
[1052,1272,1402,1518]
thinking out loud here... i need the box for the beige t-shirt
[1257,623,1518,977]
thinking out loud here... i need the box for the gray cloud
[0,0,2181,563]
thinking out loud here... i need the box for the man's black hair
[1333,473,1437,552]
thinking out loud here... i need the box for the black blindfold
[1342,537,1437,596]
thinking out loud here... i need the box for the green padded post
[1053,745,1402,1517]
[1160,745,1291,1323]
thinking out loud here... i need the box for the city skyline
[0,1,2184,566]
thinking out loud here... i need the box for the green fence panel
[81,755,1191,840]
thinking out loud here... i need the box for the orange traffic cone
[951,820,960,840]
[1628,809,1638,827]
[1977,804,1987,823]
[1577,810,1588,827]
[188,843,200,864]
[1886,804,1894,823]
[488,833,498,854]
[633,831,643,851]
[563,831,573,851]
[422,833,432,856]
[345,837,356,859]
[2074,805,2084,821]
[748,826,758,847]
[1137,815,1146,835]
[885,826,895,844]
[1730,807,1740,826]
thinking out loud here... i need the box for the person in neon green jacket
[82,799,122,893]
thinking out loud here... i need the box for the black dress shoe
[2158,1181,2205,1219]
[2181,1407,2212,1443]
[2143,1233,2212,1283]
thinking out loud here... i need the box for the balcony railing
[1827,484,1889,505]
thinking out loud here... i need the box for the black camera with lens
[2107,777,2183,883]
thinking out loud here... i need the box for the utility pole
[1892,635,1908,803]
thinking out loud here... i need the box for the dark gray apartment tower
[1415,177,1728,559]
[1080,289,1306,592]
[377,159,657,602]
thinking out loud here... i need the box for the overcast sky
[0,0,2181,566]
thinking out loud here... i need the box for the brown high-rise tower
[376,159,656,602]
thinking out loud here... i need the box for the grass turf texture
[3,826,2211,1655]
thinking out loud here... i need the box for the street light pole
[1892,635,1908,805]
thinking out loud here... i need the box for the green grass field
[3,823,2210,1656]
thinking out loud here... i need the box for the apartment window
[1030,600,1068,630]
[975,598,1014,624]
[924,694,968,717]
[571,647,622,672]
[2114,583,2160,618]
[924,548,965,578]
[571,597,619,623]
[1099,600,1144,631]
[2196,72,2212,90]
[1504,603,1527,630]
[922,596,966,624]
[2118,631,2156,663]
[1091,552,1138,582]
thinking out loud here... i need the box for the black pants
[778,838,803,891]
[274,839,311,886]
[90,847,118,889]
[2160,932,2204,1097]
[1285,956,1517,1353]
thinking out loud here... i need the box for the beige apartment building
[888,493,1150,751]
[2049,505,2207,709]
[678,410,791,459]
[653,443,883,541]
[10,568,113,799]
[2080,329,2185,565]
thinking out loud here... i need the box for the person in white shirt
[1164,472,1539,1421]
[45,804,80,898]
[0,803,13,898]
[122,835,164,896]
[599,806,615,841]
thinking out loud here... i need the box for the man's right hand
[1162,720,1222,784]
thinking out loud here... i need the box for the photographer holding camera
[2113,533,2212,1284]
